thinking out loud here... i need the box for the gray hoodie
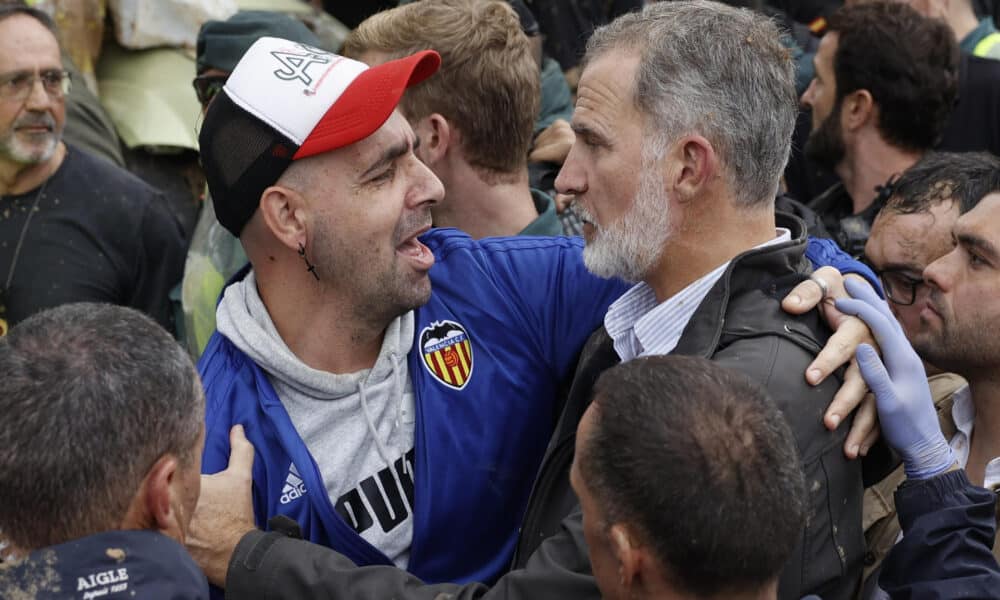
[217,272,416,568]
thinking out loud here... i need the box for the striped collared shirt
[605,229,792,362]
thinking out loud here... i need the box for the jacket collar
[671,213,811,358]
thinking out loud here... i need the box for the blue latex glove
[835,278,955,480]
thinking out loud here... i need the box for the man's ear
[668,135,718,202]
[142,454,184,542]
[841,89,875,132]
[259,184,309,252]
[412,113,452,167]
[610,523,641,589]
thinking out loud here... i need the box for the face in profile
[301,111,444,319]
[914,193,1000,372]
[556,50,672,283]
[801,32,846,171]
[570,403,629,600]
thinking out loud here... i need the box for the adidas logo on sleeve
[280,463,307,505]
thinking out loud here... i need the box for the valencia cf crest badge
[420,320,473,390]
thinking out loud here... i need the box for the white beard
[0,114,60,166]
[578,164,672,283]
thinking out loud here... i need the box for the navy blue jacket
[880,469,1000,598]
[0,530,209,599]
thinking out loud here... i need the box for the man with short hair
[850,151,1000,590]
[866,152,1000,346]
[849,0,1000,158]
[838,277,1000,597]
[853,181,1000,578]
[544,3,863,596]
[0,6,186,336]
[0,303,208,597]
[342,0,569,239]
[180,10,324,358]
[571,356,808,600]
[191,3,879,599]
[800,2,959,256]
[912,194,1000,494]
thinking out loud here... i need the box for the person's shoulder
[423,227,583,262]
[8,530,208,599]
[62,144,163,200]
[961,52,1000,89]
[198,329,258,390]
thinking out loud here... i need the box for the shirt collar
[605,228,791,362]
[949,385,1000,491]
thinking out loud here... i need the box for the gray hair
[585,0,797,208]
[0,303,203,550]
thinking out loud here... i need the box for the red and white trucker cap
[199,37,441,236]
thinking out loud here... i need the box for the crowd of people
[0,0,999,599]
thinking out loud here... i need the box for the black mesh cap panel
[199,91,297,237]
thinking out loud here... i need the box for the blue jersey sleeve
[805,237,883,297]
[473,235,630,378]
[198,333,235,475]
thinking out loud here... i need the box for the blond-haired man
[344,0,567,238]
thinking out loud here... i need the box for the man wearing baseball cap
[195,36,628,585]
[181,11,323,358]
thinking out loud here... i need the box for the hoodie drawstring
[359,352,408,473]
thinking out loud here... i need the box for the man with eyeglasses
[866,152,1000,367]
[0,5,185,336]
[859,150,1000,591]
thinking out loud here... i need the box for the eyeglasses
[192,74,227,106]
[879,269,925,306]
[0,69,71,102]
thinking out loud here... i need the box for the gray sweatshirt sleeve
[225,508,599,600]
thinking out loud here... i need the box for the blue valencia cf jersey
[199,228,878,587]
[199,229,629,585]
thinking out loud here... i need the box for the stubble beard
[911,292,1000,375]
[312,209,433,327]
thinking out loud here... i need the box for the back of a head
[343,0,540,180]
[886,151,1000,215]
[0,303,203,551]
[581,355,807,597]
[196,10,322,75]
[827,2,959,152]
[582,0,798,209]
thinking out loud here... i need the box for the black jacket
[225,215,865,599]
[880,469,1000,598]
[513,213,863,600]
[224,466,1000,600]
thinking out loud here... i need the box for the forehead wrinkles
[0,18,60,68]
[575,69,633,135]
[876,213,945,261]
